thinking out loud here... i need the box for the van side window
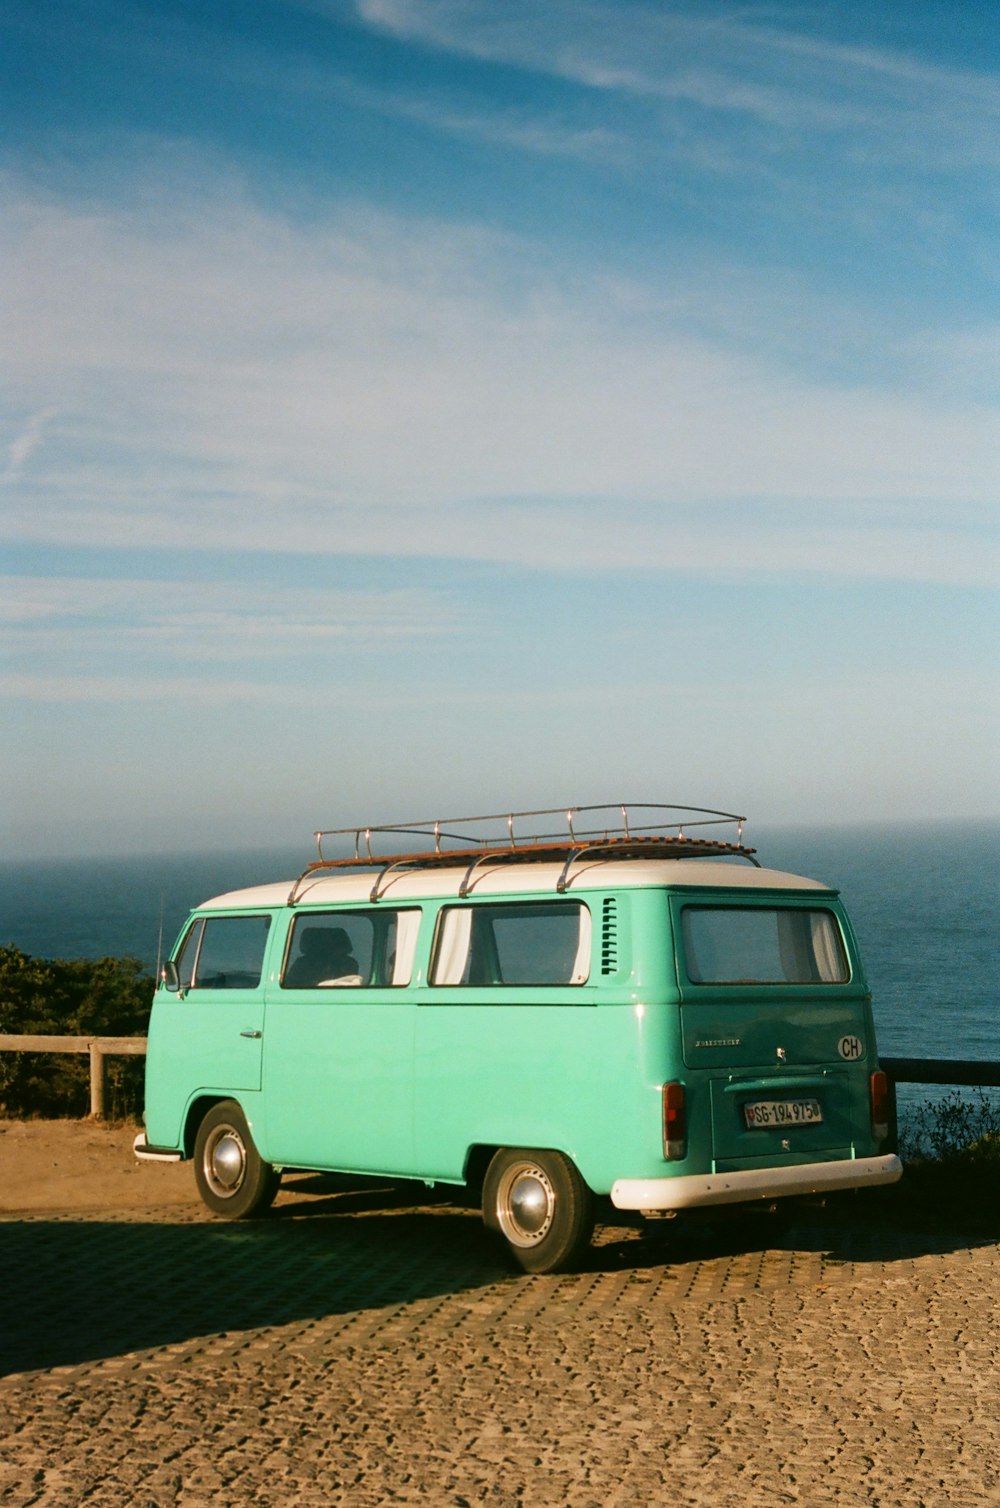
[431,903,591,987]
[281,909,421,989]
[680,906,849,985]
[175,915,271,991]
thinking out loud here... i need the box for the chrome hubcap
[207,1129,246,1195]
[497,1163,556,1247]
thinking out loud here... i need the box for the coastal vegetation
[894,1088,1000,1209]
[0,947,150,1119]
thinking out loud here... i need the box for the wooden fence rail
[1,1038,998,1125]
[880,1057,1000,1089]
[0,1034,147,1119]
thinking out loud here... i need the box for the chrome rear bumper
[611,1152,902,1211]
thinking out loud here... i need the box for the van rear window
[680,906,849,985]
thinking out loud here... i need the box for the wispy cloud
[0,671,289,705]
[0,575,456,659]
[354,88,629,166]
[350,0,1000,166]
[2,407,58,483]
[2,169,996,587]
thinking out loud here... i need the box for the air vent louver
[601,897,618,974]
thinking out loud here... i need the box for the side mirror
[160,959,181,993]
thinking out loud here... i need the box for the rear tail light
[662,1081,687,1160]
[870,1069,890,1142]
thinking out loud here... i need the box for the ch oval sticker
[838,1035,864,1061]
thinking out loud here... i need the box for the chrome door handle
[240,1030,263,1039]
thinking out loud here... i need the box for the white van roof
[197,860,833,911]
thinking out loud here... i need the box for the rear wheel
[483,1148,594,1274]
[193,1100,281,1218]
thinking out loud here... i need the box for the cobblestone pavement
[2,1181,999,1506]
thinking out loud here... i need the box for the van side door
[260,906,422,1175]
[144,911,272,1147]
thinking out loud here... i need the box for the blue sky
[2,0,998,857]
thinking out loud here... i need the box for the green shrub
[898,1089,1000,1165]
[0,947,153,1119]
[895,1090,1000,1209]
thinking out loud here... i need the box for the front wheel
[193,1100,281,1218]
[482,1148,594,1274]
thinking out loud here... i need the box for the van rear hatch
[672,896,874,1167]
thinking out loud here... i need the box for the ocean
[2,820,997,1078]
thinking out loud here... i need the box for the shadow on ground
[2,1177,996,1377]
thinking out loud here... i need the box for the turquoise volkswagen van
[136,804,901,1271]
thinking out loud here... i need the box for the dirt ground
[0,1117,198,1213]
[4,1118,1000,1504]
[0,1117,408,1216]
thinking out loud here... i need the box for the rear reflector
[870,1069,890,1142]
[662,1081,687,1161]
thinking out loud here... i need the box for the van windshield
[680,906,849,985]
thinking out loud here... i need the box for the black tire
[482,1148,594,1274]
[193,1100,281,1219]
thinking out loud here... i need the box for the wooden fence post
[88,1042,106,1119]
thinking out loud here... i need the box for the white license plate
[743,1098,822,1129]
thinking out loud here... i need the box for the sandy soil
[0,1118,199,1214]
[0,1118,401,1217]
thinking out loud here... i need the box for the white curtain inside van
[570,906,591,984]
[392,909,422,985]
[433,908,473,985]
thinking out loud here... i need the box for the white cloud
[1,170,997,586]
[0,575,456,663]
[350,0,1000,165]
[0,671,264,704]
[2,407,58,482]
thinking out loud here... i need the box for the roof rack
[289,803,757,903]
